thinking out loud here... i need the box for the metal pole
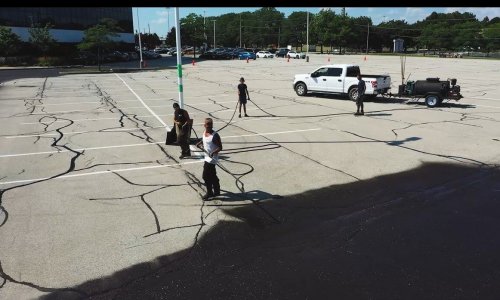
[213,20,216,48]
[366,23,369,55]
[136,8,143,69]
[278,26,280,48]
[306,11,309,60]
[175,8,184,108]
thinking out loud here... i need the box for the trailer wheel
[348,87,358,101]
[425,95,440,108]
[295,82,308,96]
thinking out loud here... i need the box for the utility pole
[366,23,370,55]
[136,8,143,68]
[306,11,309,61]
[278,26,280,48]
[212,20,216,48]
[174,7,184,108]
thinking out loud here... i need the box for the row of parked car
[71,50,162,65]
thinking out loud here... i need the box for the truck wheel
[295,82,307,96]
[425,95,439,108]
[348,87,358,101]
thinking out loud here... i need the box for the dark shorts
[239,97,247,104]
[356,94,365,105]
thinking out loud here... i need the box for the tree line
[165,8,500,53]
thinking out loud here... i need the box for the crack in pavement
[0,260,87,297]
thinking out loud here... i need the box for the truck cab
[293,64,391,100]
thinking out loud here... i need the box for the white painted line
[223,128,321,139]
[0,141,166,158]
[0,160,204,186]
[1,128,320,158]
[21,115,170,125]
[5,126,167,139]
[114,73,168,129]
[19,105,261,124]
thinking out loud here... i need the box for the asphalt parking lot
[1,54,500,299]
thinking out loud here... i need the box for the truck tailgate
[363,74,391,90]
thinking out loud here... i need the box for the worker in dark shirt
[173,103,191,158]
[355,74,366,116]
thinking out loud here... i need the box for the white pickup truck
[293,64,391,100]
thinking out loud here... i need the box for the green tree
[286,12,308,51]
[482,22,500,52]
[78,18,120,70]
[0,26,21,57]
[311,9,336,53]
[28,23,56,57]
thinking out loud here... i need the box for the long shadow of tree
[40,162,500,299]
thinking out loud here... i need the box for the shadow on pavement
[0,68,60,84]
[38,162,500,299]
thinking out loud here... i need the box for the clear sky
[133,7,500,38]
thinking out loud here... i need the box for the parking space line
[19,106,268,125]
[5,126,168,139]
[114,73,168,129]
[0,160,204,186]
[1,128,320,158]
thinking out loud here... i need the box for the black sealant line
[0,92,86,295]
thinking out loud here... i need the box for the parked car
[238,51,256,60]
[256,51,274,58]
[70,51,97,65]
[287,51,306,59]
[142,51,162,59]
[276,48,290,58]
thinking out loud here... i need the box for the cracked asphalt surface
[1,54,499,299]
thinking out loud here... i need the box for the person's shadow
[207,189,282,204]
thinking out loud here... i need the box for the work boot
[202,193,214,201]
[213,183,220,196]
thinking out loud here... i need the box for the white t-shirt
[203,130,219,164]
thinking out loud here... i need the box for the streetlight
[212,20,216,48]
[306,10,309,61]
[136,8,143,68]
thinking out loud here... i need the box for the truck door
[308,67,329,91]
[324,67,344,93]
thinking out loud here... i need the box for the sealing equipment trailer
[390,77,463,108]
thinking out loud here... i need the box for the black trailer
[388,77,463,108]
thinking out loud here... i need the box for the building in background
[0,7,134,44]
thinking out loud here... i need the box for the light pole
[306,11,309,61]
[174,7,184,108]
[212,20,216,48]
[136,8,143,68]
[366,23,370,55]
